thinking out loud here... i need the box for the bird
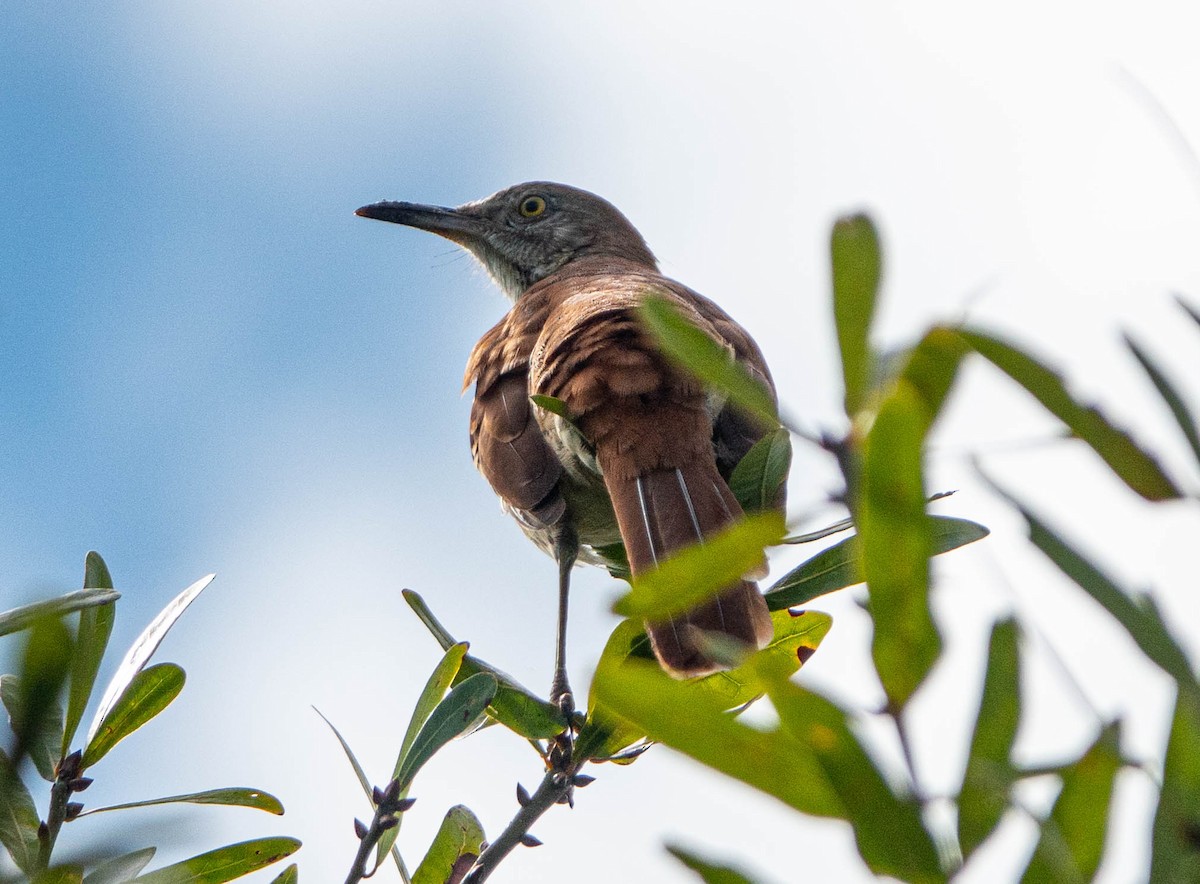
[356,182,781,715]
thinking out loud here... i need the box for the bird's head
[356,182,657,301]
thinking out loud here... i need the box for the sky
[3,2,1200,881]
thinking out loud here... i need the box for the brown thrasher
[357,182,780,713]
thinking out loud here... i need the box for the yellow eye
[518,195,547,218]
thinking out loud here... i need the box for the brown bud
[379,815,399,831]
[519,834,542,848]
[515,783,531,806]
[37,822,49,841]
[354,818,368,840]
[395,797,417,813]
[68,777,94,793]
[372,785,385,806]
[64,803,84,821]
[572,774,595,788]
[383,778,402,803]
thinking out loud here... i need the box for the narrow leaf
[577,620,657,761]
[267,864,297,884]
[1150,687,1200,882]
[412,805,485,884]
[1124,333,1200,470]
[763,671,942,881]
[132,837,300,883]
[402,591,563,739]
[1020,723,1122,883]
[857,327,966,709]
[1,674,65,781]
[82,847,157,884]
[984,477,1195,689]
[0,750,41,874]
[639,296,779,428]
[64,553,118,757]
[729,428,792,514]
[831,213,883,415]
[958,618,1022,861]
[80,787,283,817]
[83,663,185,768]
[395,673,497,790]
[87,574,213,746]
[10,616,73,773]
[613,512,786,620]
[958,328,1180,500]
[0,590,120,639]
[766,516,988,610]
[395,643,468,779]
[666,843,760,884]
[1178,294,1200,330]
[592,659,842,818]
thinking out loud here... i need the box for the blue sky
[4,2,1200,882]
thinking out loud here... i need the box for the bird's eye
[518,195,547,218]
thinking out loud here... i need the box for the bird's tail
[598,441,773,678]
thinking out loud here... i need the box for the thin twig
[463,766,578,883]
[344,779,413,884]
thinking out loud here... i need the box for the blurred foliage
[0,556,297,882]
[7,215,1199,883]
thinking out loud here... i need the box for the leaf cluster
[0,555,298,883]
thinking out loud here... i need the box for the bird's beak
[355,200,485,247]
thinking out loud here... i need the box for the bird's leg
[550,524,578,724]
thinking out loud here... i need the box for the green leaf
[1151,687,1200,882]
[87,574,212,747]
[591,659,842,818]
[376,643,468,873]
[0,589,120,639]
[856,328,968,709]
[314,708,374,797]
[0,750,41,874]
[1020,723,1122,883]
[729,428,792,514]
[529,394,570,420]
[412,805,485,884]
[396,673,498,790]
[132,837,300,883]
[766,515,988,610]
[267,864,297,884]
[613,512,786,620]
[666,843,760,884]
[34,866,84,883]
[831,213,883,415]
[82,848,157,884]
[577,619,657,761]
[80,787,284,817]
[314,709,408,881]
[687,608,832,709]
[958,618,1021,861]
[762,669,943,882]
[64,553,118,757]
[9,616,73,774]
[957,328,1181,501]
[2,674,65,781]
[403,591,564,739]
[396,643,468,779]
[639,296,779,428]
[984,477,1195,689]
[1124,333,1200,470]
[83,663,185,768]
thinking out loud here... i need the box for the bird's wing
[466,306,566,531]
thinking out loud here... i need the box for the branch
[344,779,415,884]
[463,762,580,884]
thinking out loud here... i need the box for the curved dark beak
[355,200,485,245]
